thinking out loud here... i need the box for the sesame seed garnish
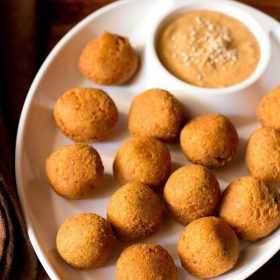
[195,16,202,25]
[208,24,214,31]
[190,30,196,36]
[170,15,238,66]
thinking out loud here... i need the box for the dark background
[1,0,280,279]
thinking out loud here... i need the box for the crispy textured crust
[79,32,138,85]
[56,213,115,269]
[246,127,280,183]
[107,182,163,241]
[180,113,238,167]
[219,176,280,241]
[45,144,104,199]
[178,217,239,279]
[128,88,186,142]
[258,86,280,131]
[113,137,171,191]
[116,243,177,280]
[54,87,118,142]
[164,165,220,225]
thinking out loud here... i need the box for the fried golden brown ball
[45,144,104,199]
[107,182,163,241]
[258,86,280,131]
[79,32,138,85]
[54,88,118,142]
[180,113,238,167]
[178,217,239,279]
[219,176,280,241]
[56,213,115,269]
[116,243,177,280]
[164,165,220,225]
[246,127,280,183]
[113,137,171,191]
[128,88,186,142]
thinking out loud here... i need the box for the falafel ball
[54,88,118,142]
[45,144,104,199]
[79,32,138,85]
[56,213,115,269]
[219,176,280,241]
[164,165,220,225]
[128,88,186,142]
[116,243,177,280]
[257,86,280,131]
[113,137,171,191]
[180,113,238,167]
[246,127,280,183]
[107,182,163,241]
[177,217,239,279]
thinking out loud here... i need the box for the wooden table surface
[240,0,280,21]
[21,0,280,279]
[44,0,280,51]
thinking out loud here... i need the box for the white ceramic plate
[15,0,280,279]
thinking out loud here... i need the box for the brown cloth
[0,114,38,279]
[0,0,42,279]
[0,0,279,279]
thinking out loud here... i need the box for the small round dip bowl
[146,0,271,116]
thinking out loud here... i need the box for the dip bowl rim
[149,0,271,95]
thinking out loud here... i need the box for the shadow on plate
[101,112,130,143]
[104,239,134,267]
[148,208,184,241]
[228,115,260,128]
[213,137,248,185]
[93,173,118,199]
[25,174,59,244]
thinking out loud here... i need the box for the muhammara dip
[157,10,260,88]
